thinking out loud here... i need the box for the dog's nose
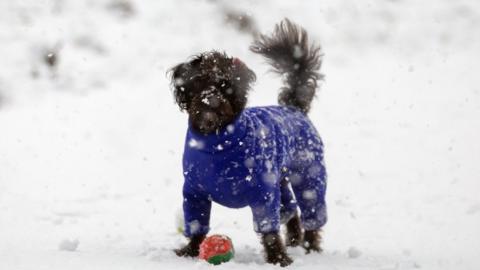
[204,120,215,130]
[200,112,219,132]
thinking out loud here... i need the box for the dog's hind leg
[288,162,327,253]
[279,177,303,247]
[303,229,323,253]
[280,177,298,223]
[249,182,293,266]
[285,213,303,247]
[261,232,293,267]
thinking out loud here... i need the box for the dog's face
[170,51,256,134]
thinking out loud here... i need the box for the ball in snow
[59,239,79,251]
[199,235,234,265]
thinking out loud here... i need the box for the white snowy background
[1,0,479,269]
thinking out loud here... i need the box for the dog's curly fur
[169,19,324,266]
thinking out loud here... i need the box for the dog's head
[169,51,256,134]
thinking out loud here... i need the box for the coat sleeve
[248,165,282,234]
[182,182,212,237]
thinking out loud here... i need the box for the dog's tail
[250,19,323,113]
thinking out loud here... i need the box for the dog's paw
[266,252,293,267]
[285,215,303,247]
[303,243,323,254]
[262,232,294,267]
[174,234,206,257]
[302,230,322,254]
[174,245,199,257]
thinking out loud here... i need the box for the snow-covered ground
[1,0,479,269]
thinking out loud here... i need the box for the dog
[169,19,326,266]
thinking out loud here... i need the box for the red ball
[199,235,234,265]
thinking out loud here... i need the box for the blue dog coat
[182,106,327,237]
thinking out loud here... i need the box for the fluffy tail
[250,19,323,113]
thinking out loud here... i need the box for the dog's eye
[219,80,231,90]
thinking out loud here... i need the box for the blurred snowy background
[1,0,479,269]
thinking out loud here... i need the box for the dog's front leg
[174,234,206,257]
[175,186,212,257]
[262,232,293,267]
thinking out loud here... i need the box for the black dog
[169,19,326,266]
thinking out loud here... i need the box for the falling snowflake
[289,173,302,186]
[244,157,255,168]
[262,172,277,186]
[188,139,205,149]
[264,160,273,171]
[188,220,201,234]
[175,78,185,86]
[293,45,303,59]
[302,190,317,201]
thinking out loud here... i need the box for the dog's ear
[169,54,205,111]
[168,63,191,111]
[232,58,256,94]
[226,58,256,112]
